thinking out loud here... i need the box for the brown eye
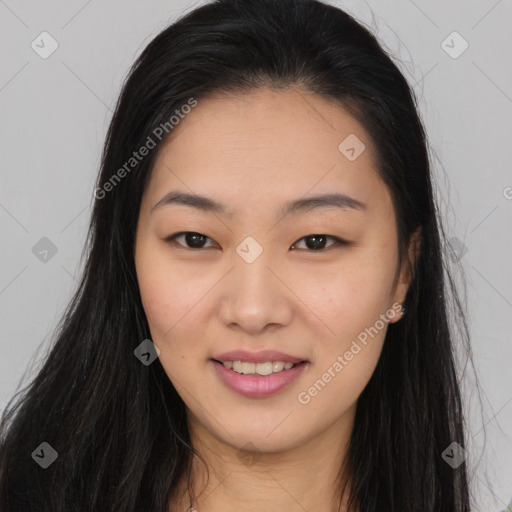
[166,232,217,249]
[291,235,348,251]
[165,232,348,252]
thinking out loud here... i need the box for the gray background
[1,1,511,510]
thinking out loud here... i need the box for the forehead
[144,87,390,218]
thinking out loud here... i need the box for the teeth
[242,362,256,374]
[222,360,299,375]
[255,362,273,376]
[272,361,284,372]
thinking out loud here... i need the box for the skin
[134,87,420,512]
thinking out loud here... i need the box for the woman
[0,0,478,510]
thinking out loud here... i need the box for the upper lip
[212,350,307,364]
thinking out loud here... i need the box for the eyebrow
[150,190,367,217]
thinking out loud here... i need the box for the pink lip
[211,360,309,398]
[212,350,307,364]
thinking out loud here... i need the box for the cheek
[136,245,200,345]
[136,253,210,390]
[301,253,396,334]
[297,250,396,398]
[297,267,390,416]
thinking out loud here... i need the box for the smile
[218,360,297,376]
[211,359,309,397]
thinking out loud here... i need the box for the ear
[388,227,422,324]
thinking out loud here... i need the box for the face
[135,87,414,453]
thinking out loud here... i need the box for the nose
[217,253,294,335]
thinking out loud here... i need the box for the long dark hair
[0,0,479,510]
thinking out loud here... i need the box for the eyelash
[164,231,349,252]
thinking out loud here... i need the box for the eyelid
[165,231,350,251]
[291,235,347,251]
[165,232,219,249]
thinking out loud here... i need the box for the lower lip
[211,360,308,398]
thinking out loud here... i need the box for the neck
[169,405,356,512]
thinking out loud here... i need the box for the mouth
[210,356,309,398]
[211,359,308,376]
